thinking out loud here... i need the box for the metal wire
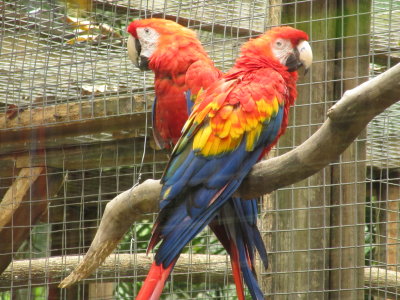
[0,0,399,299]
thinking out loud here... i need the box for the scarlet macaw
[127,18,221,149]
[130,24,312,300]
[127,18,272,300]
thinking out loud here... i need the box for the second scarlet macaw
[131,24,312,300]
[127,18,271,300]
[127,18,221,149]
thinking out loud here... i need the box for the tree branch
[2,254,233,288]
[59,63,400,288]
[3,255,400,299]
[238,62,400,197]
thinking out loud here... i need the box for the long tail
[235,227,264,300]
[229,240,246,300]
[135,259,177,300]
[209,197,267,300]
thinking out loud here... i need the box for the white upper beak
[297,40,313,70]
[127,35,139,67]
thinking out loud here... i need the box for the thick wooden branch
[0,168,44,230]
[59,63,400,288]
[367,268,400,300]
[59,181,161,287]
[1,138,168,170]
[2,254,232,288]
[3,256,399,298]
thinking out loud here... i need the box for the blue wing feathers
[185,90,194,115]
[155,106,284,267]
[154,151,262,267]
[152,94,284,300]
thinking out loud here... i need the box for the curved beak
[297,40,313,73]
[127,35,150,71]
[285,40,313,74]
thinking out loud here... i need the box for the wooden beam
[367,267,400,300]
[1,138,168,170]
[373,52,400,66]
[260,2,281,295]
[329,1,371,299]
[0,168,64,274]
[1,255,399,299]
[270,1,336,297]
[0,94,152,155]
[1,254,235,288]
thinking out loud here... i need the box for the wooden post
[266,1,337,298]
[260,2,282,297]
[329,0,371,299]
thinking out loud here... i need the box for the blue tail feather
[236,233,264,300]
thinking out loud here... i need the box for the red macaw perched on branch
[131,24,312,300]
[127,18,273,300]
[127,18,221,149]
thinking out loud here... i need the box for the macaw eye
[274,39,285,49]
[144,28,150,34]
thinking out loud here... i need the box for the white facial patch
[136,27,160,59]
[271,38,293,65]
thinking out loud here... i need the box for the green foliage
[365,195,378,266]
[0,291,10,300]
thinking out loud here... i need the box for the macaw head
[126,18,207,72]
[240,26,313,73]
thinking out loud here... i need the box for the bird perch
[4,255,400,299]
[59,63,400,288]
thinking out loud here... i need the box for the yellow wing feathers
[192,96,282,156]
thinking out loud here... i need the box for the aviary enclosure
[0,0,399,299]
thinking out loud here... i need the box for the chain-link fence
[0,0,399,299]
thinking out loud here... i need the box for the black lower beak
[134,38,149,70]
[285,52,303,72]
[138,55,149,71]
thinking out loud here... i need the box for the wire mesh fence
[0,0,399,299]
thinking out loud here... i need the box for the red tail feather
[135,261,175,300]
[230,240,245,300]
